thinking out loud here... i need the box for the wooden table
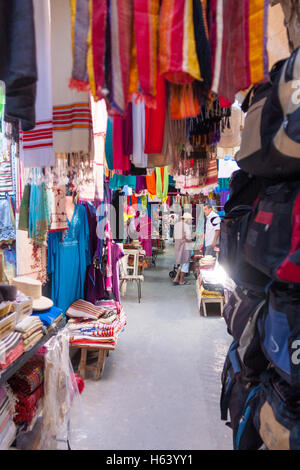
[70,344,112,380]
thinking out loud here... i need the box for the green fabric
[155,166,169,200]
[109,173,136,191]
[18,184,31,231]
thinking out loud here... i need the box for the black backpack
[236,51,300,179]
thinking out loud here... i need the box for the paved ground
[69,243,233,450]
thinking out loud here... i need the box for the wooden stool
[71,345,110,380]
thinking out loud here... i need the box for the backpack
[219,170,273,291]
[220,341,264,450]
[236,50,300,179]
[223,286,269,375]
[254,369,300,450]
[257,284,300,386]
[244,180,300,284]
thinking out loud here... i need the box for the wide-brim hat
[182,213,193,220]
[12,277,53,311]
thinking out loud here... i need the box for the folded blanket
[0,340,24,370]
[31,306,64,327]
[0,332,22,361]
[23,332,44,352]
[15,316,42,333]
[66,299,109,320]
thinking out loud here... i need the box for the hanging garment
[0,199,15,242]
[155,166,169,201]
[90,97,106,201]
[122,103,133,156]
[48,204,91,313]
[18,184,31,231]
[111,243,124,303]
[90,0,108,99]
[169,82,200,119]
[159,0,202,84]
[69,0,90,91]
[211,0,269,105]
[112,118,131,171]
[28,182,51,246]
[19,0,55,168]
[104,221,113,293]
[146,170,156,199]
[48,183,68,233]
[109,173,136,191]
[105,118,114,170]
[144,74,167,154]
[51,0,93,154]
[83,202,106,304]
[193,0,212,91]
[0,0,37,131]
[108,0,133,115]
[132,98,148,168]
[133,0,160,102]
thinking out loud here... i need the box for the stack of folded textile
[66,299,112,320]
[66,299,127,350]
[0,301,16,341]
[31,305,64,329]
[8,354,45,430]
[0,332,24,370]
[15,316,44,352]
[0,385,17,449]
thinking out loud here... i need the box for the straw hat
[12,277,53,311]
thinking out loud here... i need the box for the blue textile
[47,204,91,313]
[31,306,64,327]
[109,173,136,191]
[105,118,113,170]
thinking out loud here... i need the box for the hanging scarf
[108,0,133,115]
[211,0,268,104]
[169,82,200,119]
[90,0,107,99]
[146,170,156,199]
[155,166,169,201]
[133,0,160,104]
[69,0,90,92]
[144,74,167,154]
[112,117,131,171]
[104,221,113,292]
[159,0,202,84]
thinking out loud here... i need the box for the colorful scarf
[90,0,108,99]
[146,170,157,199]
[159,0,202,84]
[69,0,90,91]
[211,0,268,104]
[133,0,160,104]
[169,82,201,119]
[108,0,133,115]
[104,221,113,292]
[155,166,169,201]
[8,356,44,396]
[144,74,167,153]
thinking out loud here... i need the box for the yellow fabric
[70,0,77,55]
[87,0,97,99]
[249,0,265,84]
[183,0,202,82]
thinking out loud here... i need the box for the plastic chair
[119,250,144,303]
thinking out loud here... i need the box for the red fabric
[134,0,160,102]
[112,118,131,171]
[92,0,107,98]
[276,193,300,283]
[144,74,167,154]
[255,211,274,226]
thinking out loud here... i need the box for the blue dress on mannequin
[48,204,91,313]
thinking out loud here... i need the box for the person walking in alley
[172,212,193,285]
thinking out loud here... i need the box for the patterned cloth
[8,355,44,396]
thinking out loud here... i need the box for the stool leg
[94,349,105,380]
[78,348,87,379]
[138,280,141,303]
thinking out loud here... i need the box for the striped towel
[66,299,109,320]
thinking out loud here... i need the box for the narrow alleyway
[70,244,233,450]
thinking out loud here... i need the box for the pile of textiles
[15,316,44,352]
[8,353,45,430]
[200,285,223,298]
[66,299,114,320]
[0,301,16,341]
[0,385,16,449]
[0,332,24,370]
[31,306,64,329]
[67,300,127,350]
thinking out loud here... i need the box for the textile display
[0,156,14,197]
[31,306,64,328]
[66,299,111,320]
[69,0,90,90]
[13,384,44,427]
[51,0,93,154]
[19,0,55,169]
[0,199,15,242]
[0,385,16,449]
[132,97,148,168]
[90,97,107,201]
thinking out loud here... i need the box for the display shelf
[0,318,66,385]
